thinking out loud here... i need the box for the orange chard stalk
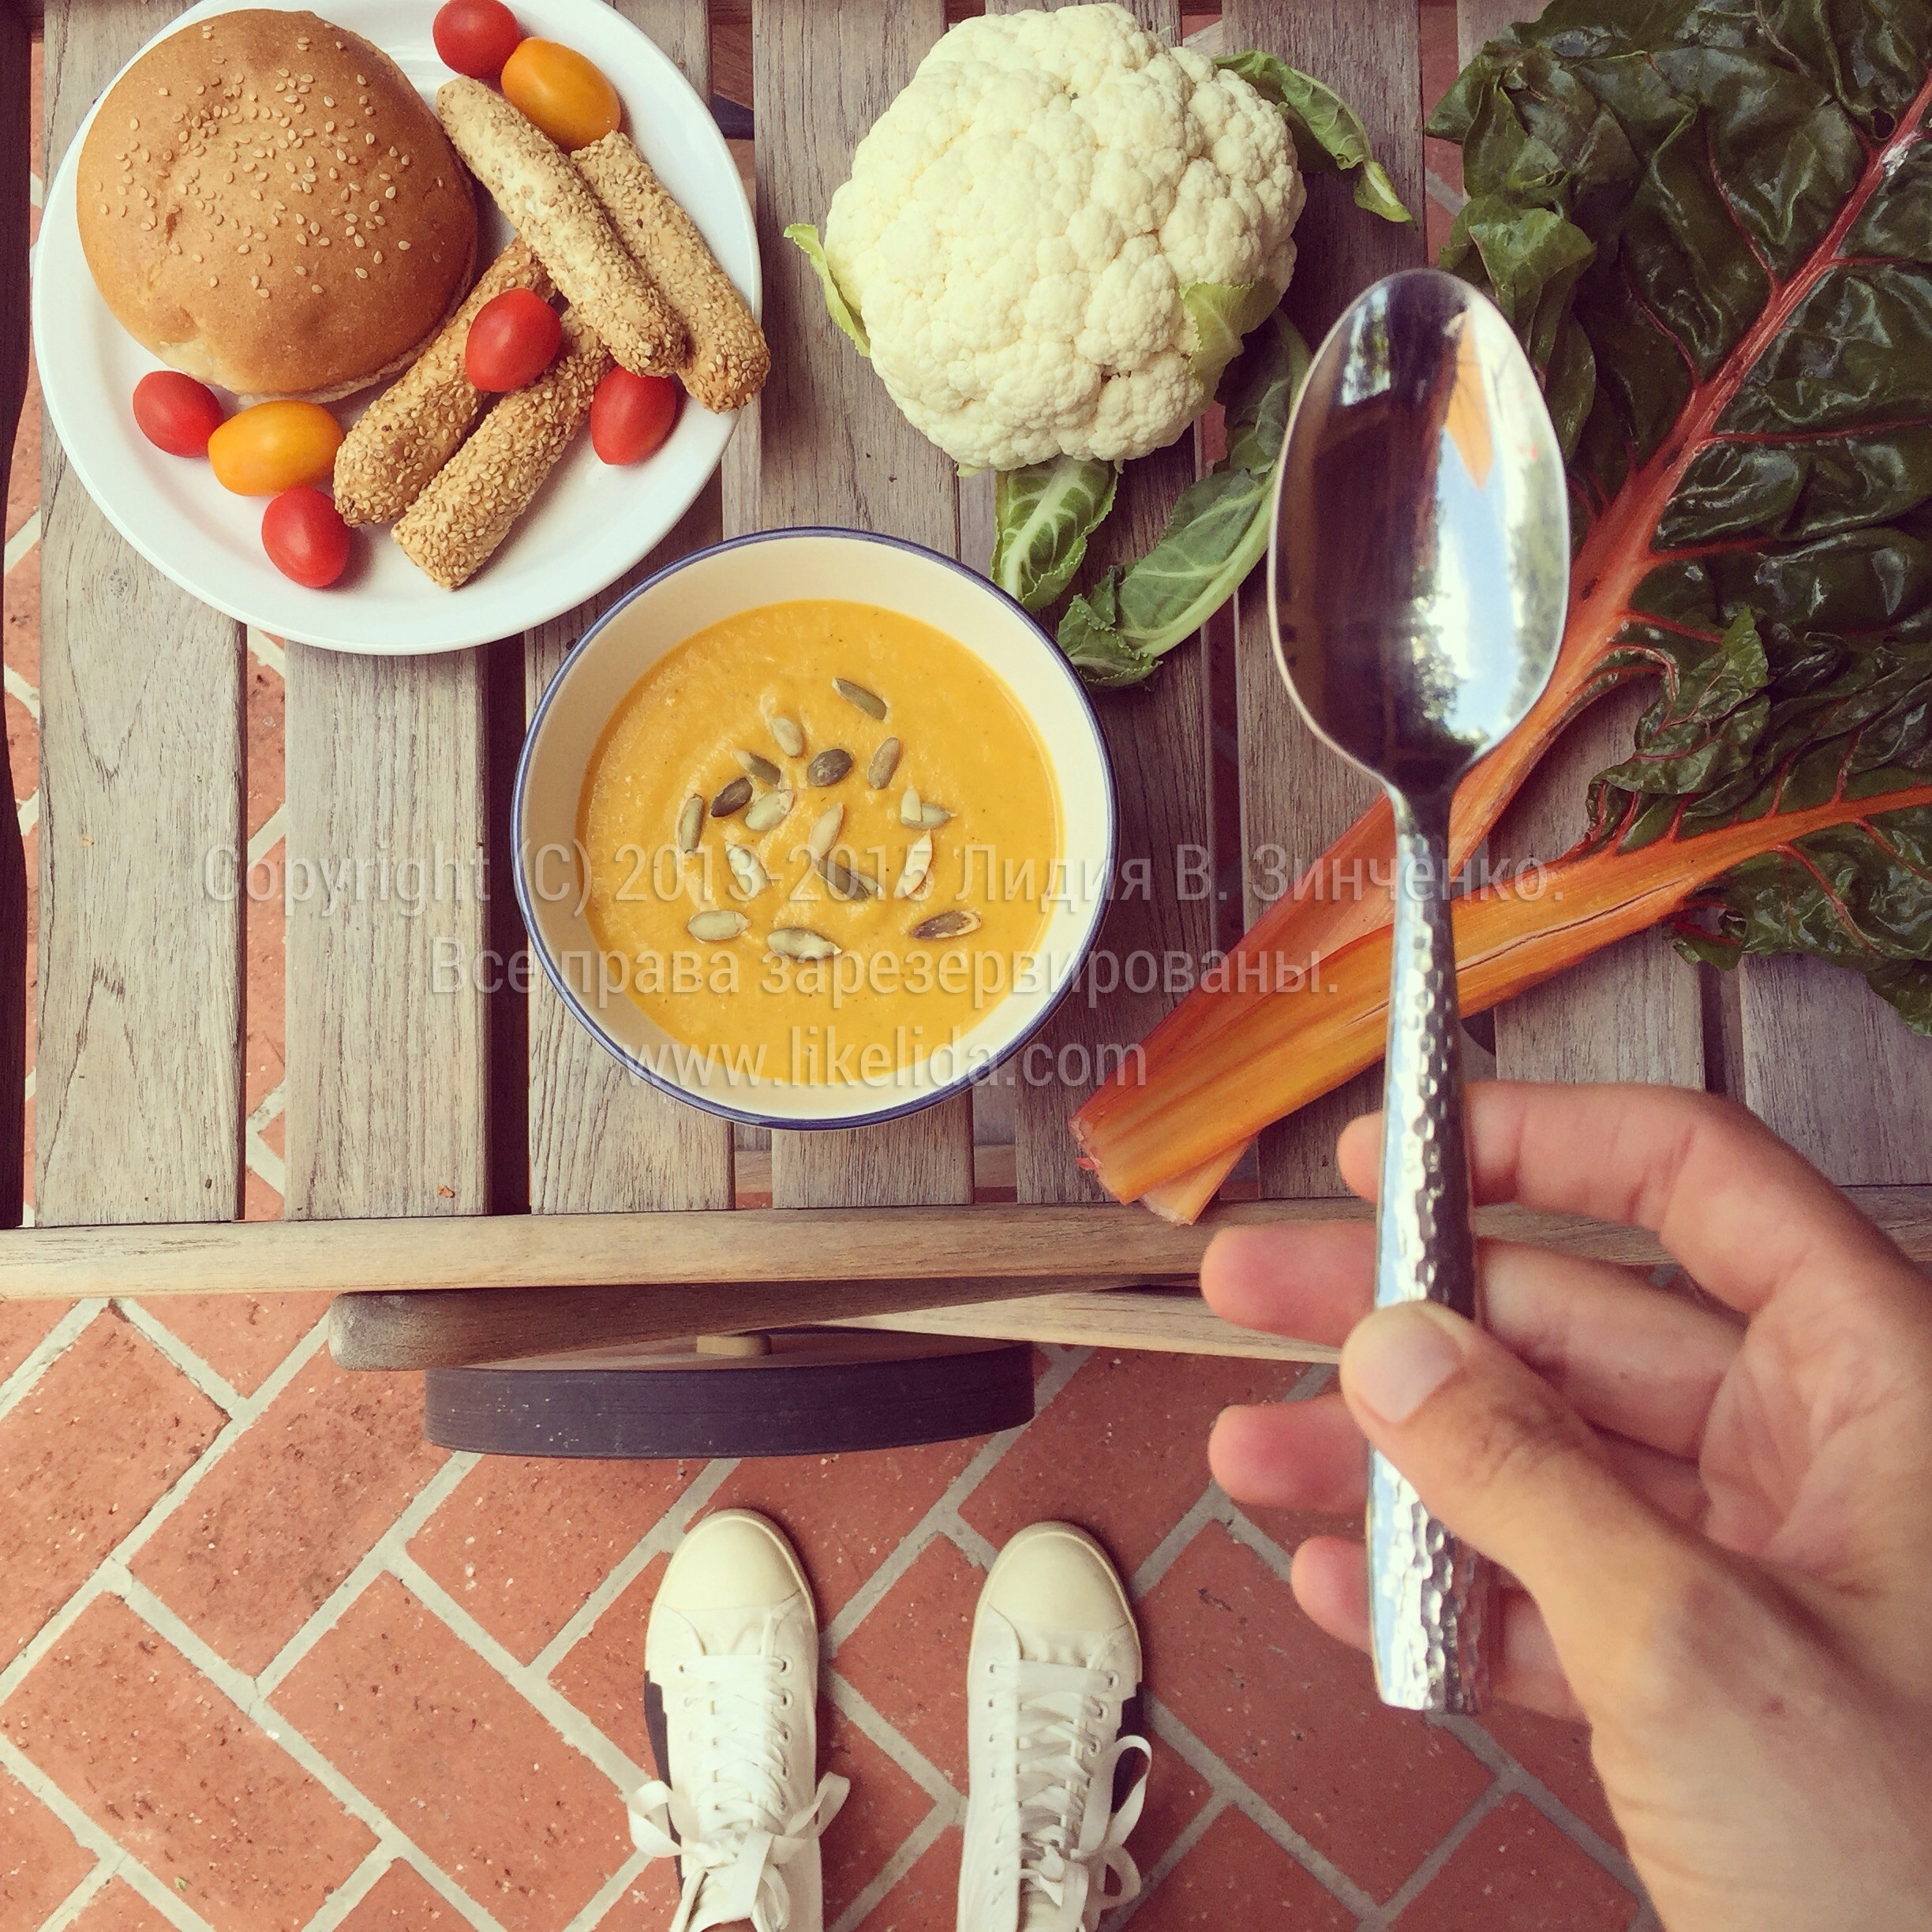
[1076,82,1930,1218]
[1082,784,1932,1204]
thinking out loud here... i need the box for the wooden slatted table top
[12,0,1932,1318]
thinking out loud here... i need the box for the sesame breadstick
[436,78,686,380]
[574,132,769,414]
[393,307,612,590]
[333,241,554,526]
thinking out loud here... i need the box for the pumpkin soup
[577,598,1063,1086]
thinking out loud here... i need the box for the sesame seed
[384,185,395,199]
[208,274,218,286]
[364,133,375,145]
[322,95,334,107]
[354,266,367,279]
[96,201,107,214]
[373,249,383,264]
[397,238,410,250]
[311,282,322,293]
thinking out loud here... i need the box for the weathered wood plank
[1226,0,1428,1196]
[17,1189,1929,1302]
[526,485,736,1212]
[522,0,734,1215]
[978,0,1217,1206]
[283,644,500,1217]
[1737,959,1932,1185]
[0,0,32,1230]
[37,0,245,1223]
[748,0,972,1207]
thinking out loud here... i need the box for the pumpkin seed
[911,909,980,941]
[867,736,902,788]
[676,794,703,855]
[710,775,753,818]
[818,855,880,901]
[767,926,841,960]
[807,747,853,787]
[727,845,769,896]
[806,802,844,862]
[744,788,795,833]
[895,833,933,899]
[687,909,748,942]
[736,748,782,785]
[833,677,887,720]
[769,715,805,758]
[900,785,951,829]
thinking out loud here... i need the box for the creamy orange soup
[578,599,1061,1087]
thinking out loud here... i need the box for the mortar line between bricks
[1126,1483,1226,1601]
[0,1324,335,1708]
[35,1852,114,1932]
[1142,1693,1380,1919]
[1438,1711,1643,1895]
[388,1549,651,1793]
[0,1734,215,1932]
[557,1846,654,1932]
[534,1457,740,1678]
[253,1452,481,1698]
[1106,1791,1227,1930]
[1215,1498,1298,1586]
[826,1792,955,1932]
[0,1298,103,1421]
[822,1343,1091,1655]
[1351,1777,1509,1930]
[292,1844,397,1932]
[110,1572,511,1932]
[825,1666,960,1808]
[114,1297,248,1414]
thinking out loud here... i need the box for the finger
[1204,1222,1739,1458]
[1290,1534,1583,1721]
[1334,1083,1915,1317]
[1212,1393,1711,1526]
[1339,1298,1713,1710]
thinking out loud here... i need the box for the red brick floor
[0,12,1649,1932]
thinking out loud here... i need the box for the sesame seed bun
[77,9,479,402]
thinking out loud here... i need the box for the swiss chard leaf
[990,458,1120,612]
[1431,0,1932,1028]
[1218,51,1414,223]
[1055,313,1310,683]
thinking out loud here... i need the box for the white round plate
[32,0,758,654]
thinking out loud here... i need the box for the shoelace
[627,1653,850,1932]
[995,1657,1151,1932]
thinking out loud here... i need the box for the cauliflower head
[818,4,1305,474]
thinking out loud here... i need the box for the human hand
[1201,1083,1932,1932]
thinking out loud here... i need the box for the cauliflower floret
[820,3,1304,473]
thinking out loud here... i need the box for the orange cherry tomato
[132,371,225,457]
[590,366,679,464]
[466,287,563,391]
[260,488,352,588]
[500,38,621,151]
[207,401,343,496]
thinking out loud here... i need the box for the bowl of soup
[515,529,1115,1129]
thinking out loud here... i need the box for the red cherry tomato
[132,371,225,457]
[590,366,680,464]
[466,288,563,393]
[261,488,352,588]
[432,0,522,80]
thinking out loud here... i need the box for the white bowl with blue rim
[514,529,1117,1130]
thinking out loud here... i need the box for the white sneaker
[957,1523,1151,1932]
[629,1510,849,1932]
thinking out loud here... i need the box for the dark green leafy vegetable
[1218,51,1413,224]
[1058,312,1311,687]
[990,458,1119,612]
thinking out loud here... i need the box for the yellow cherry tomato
[207,401,344,496]
[500,38,621,151]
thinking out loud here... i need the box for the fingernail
[1342,1304,1467,1423]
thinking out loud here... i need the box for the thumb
[1339,1301,1705,1706]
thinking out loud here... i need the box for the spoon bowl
[1268,268,1569,1713]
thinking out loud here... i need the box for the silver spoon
[1267,268,1570,1712]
